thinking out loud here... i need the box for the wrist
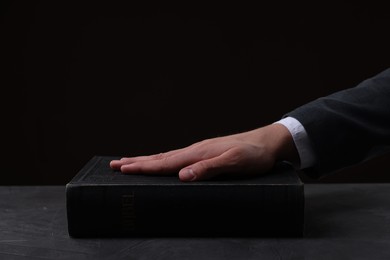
[271,124,300,164]
[247,124,300,166]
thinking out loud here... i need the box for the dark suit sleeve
[286,68,390,179]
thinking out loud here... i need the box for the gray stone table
[0,184,390,259]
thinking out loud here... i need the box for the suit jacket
[286,68,390,179]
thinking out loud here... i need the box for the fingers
[110,140,211,170]
[178,149,240,182]
[118,149,204,174]
[109,148,186,170]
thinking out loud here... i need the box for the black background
[1,2,389,184]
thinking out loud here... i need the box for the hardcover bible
[66,156,304,237]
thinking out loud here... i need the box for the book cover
[66,156,304,237]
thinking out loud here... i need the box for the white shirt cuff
[273,117,317,169]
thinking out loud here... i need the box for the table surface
[1,184,390,260]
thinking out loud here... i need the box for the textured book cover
[66,156,304,237]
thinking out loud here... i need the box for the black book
[66,156,304,237]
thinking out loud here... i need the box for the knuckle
[196,161,207,171]
[154,152,165,160]
[157,156,170,172]
[198,139,213,146]
[227,148,244,165]
[197,160,214,173]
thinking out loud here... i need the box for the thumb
[178,155,229,182]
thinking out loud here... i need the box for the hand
[110,124,299,182]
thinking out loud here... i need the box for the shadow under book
[66,156,304,237]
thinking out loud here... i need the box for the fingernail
[181,168,196,181]
[110,160,119,168]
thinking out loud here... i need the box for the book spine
[66,183,304,237]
